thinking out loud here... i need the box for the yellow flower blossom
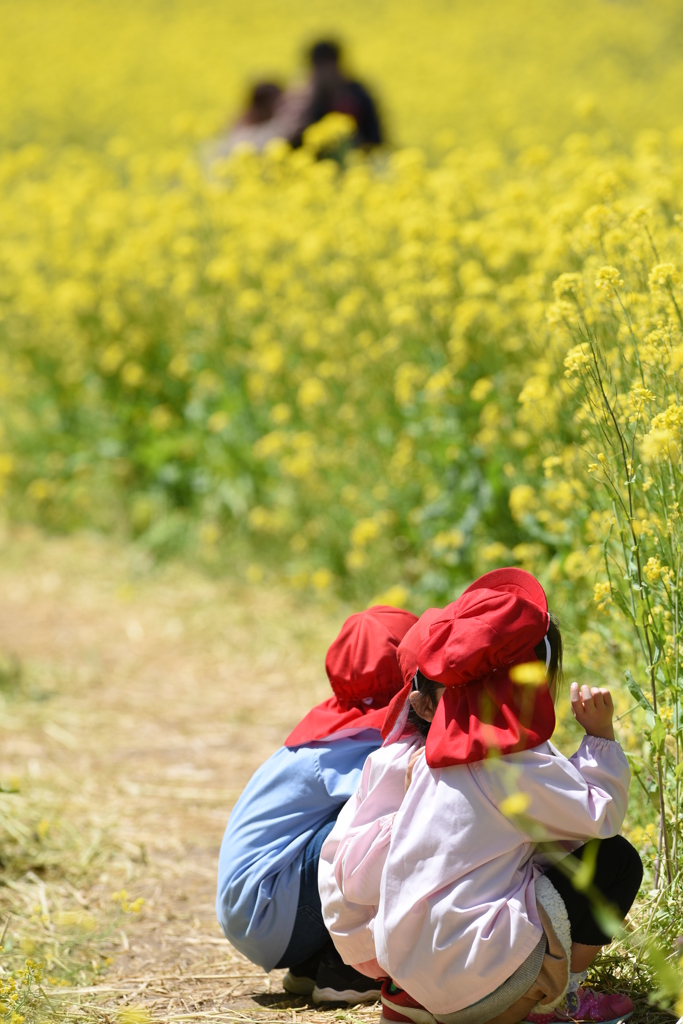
[369,585,410,608]
[470,377,494,402]
[593,580,612,613]
[553,273,584,303]
[563,343,591,378]
[479,542,510,563]
[641,427,677,463]
[351,518,381,548]
[394,363,428,406]
[648,262,679,292]
[121,361,145,387]
[499,792,531,817]
[432,528,465,552]
[297,377,327,409]
[595,266,624,291]
[310,568,333,590]
[509,484,537,523]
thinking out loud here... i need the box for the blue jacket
[216,730,381,970]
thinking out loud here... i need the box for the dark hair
[310,40,341,65]
[244,81,282,124]
[406,671,441,738]
[533,615,563,699]
[251,82,282,106]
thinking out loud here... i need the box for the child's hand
[405,749,424,793]
[570,682,615,741]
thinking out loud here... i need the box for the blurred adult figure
[295,40,383,149]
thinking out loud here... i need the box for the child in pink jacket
[374,569,641,1024]
[322,569,641,1024]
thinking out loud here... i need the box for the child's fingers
[590,687,607,708]
[580,684,594,708]
[570,681,582,718]
[602,689,614,708]
[591,688,614,712]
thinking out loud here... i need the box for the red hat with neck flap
[285,605,418,746]
[421,568,554,767]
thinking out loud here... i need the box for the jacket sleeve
[319,738,421,967]
[474,736,631,843]
[334,814,395,905]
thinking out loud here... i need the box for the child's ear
[409,689,437,722]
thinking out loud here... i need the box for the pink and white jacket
[318,732,424,974]
[373,735,630,1015]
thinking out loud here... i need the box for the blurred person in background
[293,39,383,149]
[211,80,308,156]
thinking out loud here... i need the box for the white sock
[567,970,588,995]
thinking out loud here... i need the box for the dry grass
[0,526,677,1024]
[0,526,373,1022]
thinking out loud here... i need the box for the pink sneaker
[524,986,634,1024]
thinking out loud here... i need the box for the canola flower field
[3,0,683,1014]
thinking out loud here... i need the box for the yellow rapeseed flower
[509,484,537,523]
[595,265,624,291]
[369,585,409,608]
[499,792,531,817]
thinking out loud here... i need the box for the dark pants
[544,834,643,946]
[274,817,337,969]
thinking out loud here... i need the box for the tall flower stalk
[552,261,683,888]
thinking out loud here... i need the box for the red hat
[422,569,554,767]
[285,605,418,747]
[326,606,419,703]
[381,606,449,744]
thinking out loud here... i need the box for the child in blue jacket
[216,605,417,1004]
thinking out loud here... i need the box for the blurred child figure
[370,569,641,1024]
[212,80,308,156]
[215,605,417,1004]
[294,40,383,149]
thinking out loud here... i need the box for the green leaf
[572,838,600,892]
[624,670,652,713]
[612,588,632,618]
[644,938,681,999]
[650,715,667,751]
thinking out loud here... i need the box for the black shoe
[312,947,382,1005]
[282,949,324,996]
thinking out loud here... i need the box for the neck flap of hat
[419,569,555,766]
[285,694,394,746]
[286,605,417,746]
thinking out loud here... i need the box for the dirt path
[0,529,377,1023]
